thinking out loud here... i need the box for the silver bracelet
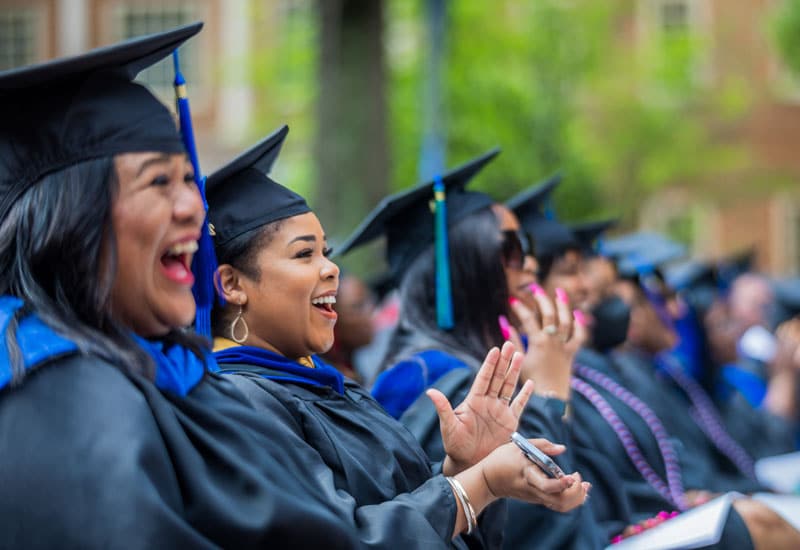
[446,476,477,535]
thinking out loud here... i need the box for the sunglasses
[501,229,535,270]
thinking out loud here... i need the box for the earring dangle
[230,305,249,344]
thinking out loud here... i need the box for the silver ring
[543,325,558,336]
[500,396,512,403]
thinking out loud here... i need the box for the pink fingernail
[508,297,520,307]
[632,525,643,534]
[573,309,587,327]
[528,283,547,297]
[498,315,511,340]
[657,511,669,520]
[555,287,569,304]
[611,536,623,544]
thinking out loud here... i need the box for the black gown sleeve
[226,372,462,549]
[503,395,606,549]
[0,355,360,549]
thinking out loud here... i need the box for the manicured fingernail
[508,297,520,307]
[573,309,587,327]
[657,511,669,520]
[669,511,679,518]
[632,525,643,534]
[528,283,546,297]
[611,536,623,544]
[555,287,568,304]
[565,476,575,487]
[498,315,511,340]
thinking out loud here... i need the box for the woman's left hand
[428,341,535,475]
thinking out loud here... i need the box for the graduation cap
[0,22,203,221]
[716,248,757,290]
[664,258,719,314]
[570,218,619,256]
[770,277,800,328]
[337,148,499,329]
[206,125,309,247]
[506,173,579,258]
[664,259,717,292]
[601,232,686,278]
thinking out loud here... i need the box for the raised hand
[504,285,588,399]
[429,341,535,475]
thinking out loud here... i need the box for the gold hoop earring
[230,305,249,344]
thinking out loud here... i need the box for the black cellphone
[510,431,566,479]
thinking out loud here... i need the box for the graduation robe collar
[132,335,207,397]
[0,295,205,396]
[213,345,345,395]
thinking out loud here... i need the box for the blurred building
[0,0,265,168]
[635,0,799,274]
[1,0,798,275]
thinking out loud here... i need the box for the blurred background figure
[321,272,376,382]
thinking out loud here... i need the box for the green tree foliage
[771,0,800,77]
[246,0,750,251]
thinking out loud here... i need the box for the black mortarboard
[0,22,203,220]
[206,125,310,246]
[337,148,499,280]
[664,259,717,292]
[570,218,619,256]
[601,232,686,278]
[716,248,757,289]
[506,173,578,258]
[771,278,800,327]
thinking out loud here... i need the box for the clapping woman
[207,130,588,548]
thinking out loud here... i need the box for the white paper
[752,493,800,531]
[605,493,740,550]
[755,452,800,494]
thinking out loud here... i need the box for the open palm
[428,342,535,475]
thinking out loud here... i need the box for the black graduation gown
[217,362,500,549]
[571,349,754,549]
[0,354,361,549]
[610,350,766,494]
[397,356,606,550]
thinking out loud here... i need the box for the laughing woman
[208,130,589,549]
[0,26,365,548]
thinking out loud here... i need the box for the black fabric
[569,218,618,255]
[505,176,579,259]
[0,354,360,548]
[336,149,499,280]
[0,23,199,220]
[206,125,311,245]
[221,366,496,549]
[589,295,631,353]
[571,348,755,548]
[400,365,606,550]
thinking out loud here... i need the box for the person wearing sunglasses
[344,154,599,548]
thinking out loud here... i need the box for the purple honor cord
[657,354,756,480]
[572,364,689,511]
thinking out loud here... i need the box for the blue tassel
[433,176,454,330]
[172,50,221,339]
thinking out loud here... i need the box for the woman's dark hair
[383,206,509,368]
[211,220,283,336]
[0,156,205,386]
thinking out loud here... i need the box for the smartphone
[510,432,566,479]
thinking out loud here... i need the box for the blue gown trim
[372,349,470,419]
[213,346,345,395]
[0,295,206,397]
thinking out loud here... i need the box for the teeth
[167,241,199,256]
[311,296,337,305]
